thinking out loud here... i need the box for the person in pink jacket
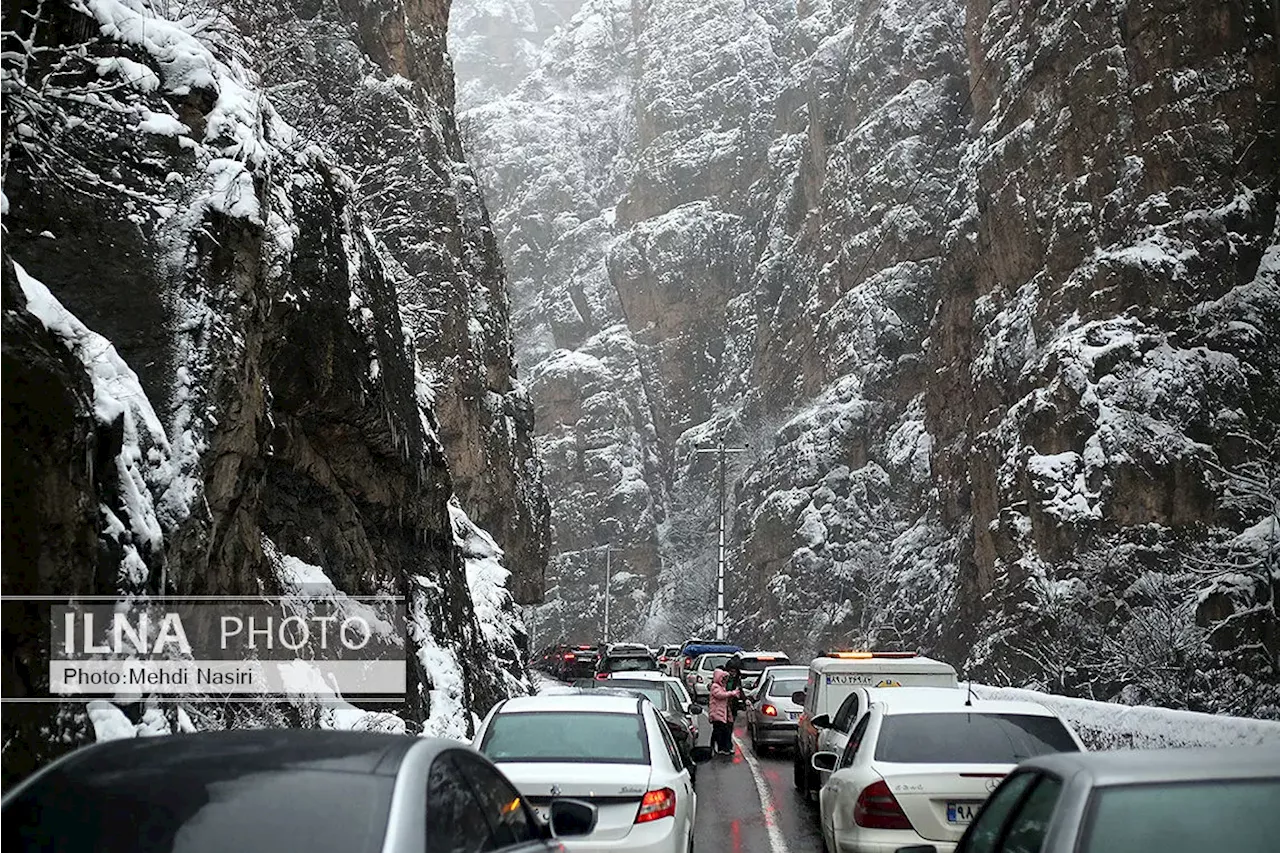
[708,660,744,756]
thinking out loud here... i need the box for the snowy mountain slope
[1,0,538,782]
[230,0,551,604]
[453,0,1278,715]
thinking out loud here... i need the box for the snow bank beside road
[975,685,1280,749]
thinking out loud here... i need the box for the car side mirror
[811,714,831,729]
[811,751,838,773]
[549,798,597,837]
[792,690,806,705]
[688,704,704,716]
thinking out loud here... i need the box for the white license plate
[947,802,982,824]
[788,711,799,720]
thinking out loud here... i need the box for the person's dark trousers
[712,720,733,754]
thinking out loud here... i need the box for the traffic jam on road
[5,641,1278,853]
[524,640,1279,853]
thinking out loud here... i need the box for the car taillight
[854,780,912,830]
[635,788,677,823]
[762,704,778,717]
[596,673,608,680]
[685,657,692,667]
[564,653,575,660]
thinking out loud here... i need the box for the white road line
[734,734,793,853]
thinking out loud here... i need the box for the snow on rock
[408,580,472,740]
[87,701,138,742]
[974,685,1280,750]
[13,261,177,586]
[450,499,531,698]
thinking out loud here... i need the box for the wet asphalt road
[693,718,824,853]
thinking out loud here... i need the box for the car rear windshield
[1081,779,1280,853]
[5,767,393,853]
[874,713,1079,763]
[605,656,656,672]
[741,657,790,672]
[480,711,650,764]
[768,678,807,697]
[701,655,730,669]
[599,682,670,711]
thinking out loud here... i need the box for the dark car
[556,644,599,680]
[2,729,598,853]
[594,644,659,679]
[727,650,793,692]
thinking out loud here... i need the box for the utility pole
[694,440,749,640]
[603,544,611,643]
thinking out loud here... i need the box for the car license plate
[788,711,799,720]
[947,802,981,824]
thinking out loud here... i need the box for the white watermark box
[6,595,409,702]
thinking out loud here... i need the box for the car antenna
[965,677,976,707]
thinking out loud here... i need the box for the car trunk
[874,764,1012,843]
[500,762,653,841]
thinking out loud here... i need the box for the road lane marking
[733,734,792,853]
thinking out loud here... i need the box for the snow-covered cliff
[453,0,1278,714]
[1,0,543,782]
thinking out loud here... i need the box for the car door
[823,712,872,841]
[649,705,695,851]
[452,752,553,852]
[427,752,508,853]
[954,771,1044,853]
[819,691,861,755]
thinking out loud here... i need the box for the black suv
[555,644,600,680]
[594,644,659,679]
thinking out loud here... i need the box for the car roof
[810,655,957,674]
[864,687,1053,716]
[761,665,809,677]
[684,644,741,656]
[735,650,790,659]
[496,692,646,714]
[1019,745,1280,785]
[5,729,431,799]
[608,671,679,683]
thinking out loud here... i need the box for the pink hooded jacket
[708,668,741,723]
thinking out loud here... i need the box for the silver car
[898,744,1280,853]
[685,652,733,700]
[745,668,809,753]
[2,729,600,853]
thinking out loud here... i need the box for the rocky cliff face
[1,0,543,783]
[453,0,1278,713]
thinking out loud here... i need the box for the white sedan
[474,692,698,853]
[813,689,1086,853]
